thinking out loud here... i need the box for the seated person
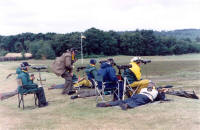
[97,58,123,100]
[49,59,99,90]
[17,62,48,108]
[122,57,151,95]
[70,58,124,100]
[73,59,100,88]
[96,83,169,110]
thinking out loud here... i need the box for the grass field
[0,54,200,130]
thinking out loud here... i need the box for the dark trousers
[108,94,151,108]
[23,85,47,105]
[77,89,97,98]
[36,87,47,105]
[62,72,73,94]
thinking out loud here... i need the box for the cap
[107,58,116,65]
[130,57,142,63]
[21,62,31,67]
[90,59,97,65]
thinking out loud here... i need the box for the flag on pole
[81,35,86,39]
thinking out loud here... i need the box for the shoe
[120,104,128,110]
[38,102,48,108]
[67,91,76,95]
[61,91,68,95]
[71,95,78,99]
[96,103,110,107]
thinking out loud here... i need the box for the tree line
[0,28,200,59]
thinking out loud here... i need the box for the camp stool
[95,80,120,103]
[17,85,38,110]
[122,77,139,100]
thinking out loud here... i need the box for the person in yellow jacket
[73,59,99,88]
[49,59,98,90]
[122,57,151,95]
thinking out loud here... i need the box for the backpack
[51,52,72,76]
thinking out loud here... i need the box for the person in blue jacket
[97,58,123,100]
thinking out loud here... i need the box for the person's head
[107,58,116,66]
[130,57,142,66]
[20,62,31,71]
[147,82,156,92]
[90,59,97,65]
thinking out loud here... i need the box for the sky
[0,0,200,35]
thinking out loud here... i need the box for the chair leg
[18,93,21,108]
[21,95,24,110]
[34,93,38,106]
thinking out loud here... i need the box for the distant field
[0,53,200,130]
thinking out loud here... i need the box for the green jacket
[85,64,102,81]
[17,70,38,94]
[72,74,78,83]
[122,68,138,84]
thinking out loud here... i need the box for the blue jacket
[98,62,118,83]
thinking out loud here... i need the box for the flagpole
[81,33,83,64]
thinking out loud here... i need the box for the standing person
[122,57,151,95]
[51,48,77,95]
[17,62,48,107]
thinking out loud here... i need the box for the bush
[0,49,8,56]
[29,40,55,59]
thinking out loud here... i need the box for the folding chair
[122,76,139,100]
[95,80,120,103]
[17,79,38,110]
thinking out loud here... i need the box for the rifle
[157,85,173,90]
[166,89,199,99]
[76,66,86,72]
[116,64,132,75]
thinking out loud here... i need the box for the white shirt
[139,88,158,101]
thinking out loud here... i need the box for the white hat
[130,57,142,62]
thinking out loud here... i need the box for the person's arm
[155,88,169,101]
[108,67,118,82]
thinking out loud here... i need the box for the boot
[71,95,78,99]
[96,102,110,107]
[120,103,128,110]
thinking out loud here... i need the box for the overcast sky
[0,0,200,35]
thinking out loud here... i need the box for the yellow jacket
[129,62,141,80]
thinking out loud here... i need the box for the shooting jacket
[122,62,141,84]
[17,70,38,94]
[140,88,158,101]
[51,52,73,76]
[85,64,100,81]
[98,62,118,83]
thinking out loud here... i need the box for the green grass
[0,53,200,130]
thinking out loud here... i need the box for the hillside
[155,29,200,42]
